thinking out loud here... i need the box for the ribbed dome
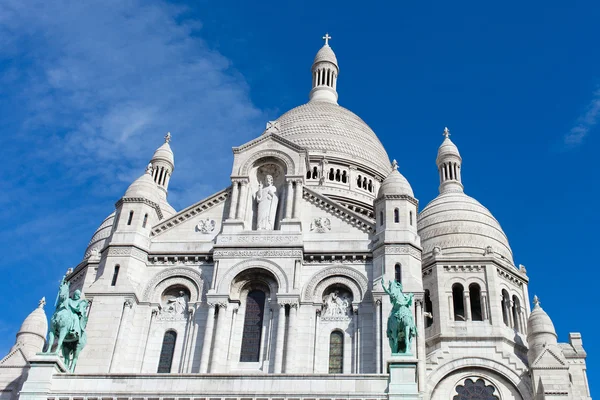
[84,211,115,258]
[527,297,557,343]
[314,45,338,66]
[418,192,514,264]
[124,169,160,204]
[275,101,391,177]
[437,137,461,161]
[152,142,174,166]
[17,299,47,341]
[378,169,414,197]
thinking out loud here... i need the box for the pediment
[532,346,568,368]
[0,346,28,367]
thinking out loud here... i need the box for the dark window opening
[425,290,433,328]
[453,378,499,400]
[341,170,347,183]
[469,284,483,321]
[452,283,465,321]
[127,210,134,225]
[328,330,343,373]
[240,290,266,362]
[512,295,521,333]
[329,168,334,180]
[157,330,177,373]
[142,213,148,228]
[379,211,384,226]
[394,208,399,223]
[312,166,318,179]
[111,265,120,286]
[394,264,401,283]
[501,290,510,326]
[410,211,413,226]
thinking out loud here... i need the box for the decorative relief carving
[310,217,331,233]
[303,266,368,302]
[380,245,422,260]
[214,249,302,258]
[239,150,296,176]
[497,268,524,286]
[218,234,301,245]
[116,197,163,220]
[196,217,216,234]
[443,265,485,272]
[321,290,351,321]
[157,290,189,321]
[149,255,211,266]
[303,189,374,233]
[142,267,204,302]
[304,254,369,264]
[107,246,147,261]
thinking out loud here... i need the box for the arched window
[127,210,134,225]
[312,166,318,179]
[329,168,334,180]
[335,169,341,181]
[394,263,402,283]
[409,211,413,226]
[240,290,266,362]
[394,208,399,223]
[157,330,177,373]
[341,170,347,183]
[379,211,384,226]
[111,265,120,286]
[368,179,373,192]
[453,378,499,400]
[328,330,344,373]
[501,289,510,326]
[425,290,433,328]
[512,295,521,333]
[469,284,483,321]
[306,170,311,179]
[357,175,362,187]
[452,283,465,321]
[363,177,368,189]
[142,213,148,228]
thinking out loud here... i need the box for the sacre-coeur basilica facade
[1,37,592,400]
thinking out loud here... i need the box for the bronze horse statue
[382,279,417,355]
[45,277,88,372]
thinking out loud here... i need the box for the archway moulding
[216,258,289,294]
[239,149,297,176]
[142,267,204,303]
[302,266,368,303]
[428,357,532,400]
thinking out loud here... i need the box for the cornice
[116,197,164,220]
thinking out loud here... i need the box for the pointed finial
[391,159,398,171]
[533,295,540,308]
[164,132,171,143]
[443,127,450,138]
[322,33,332,46]
[38,297,46,308]
[146,163,153,175]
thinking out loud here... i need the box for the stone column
[375,299,382,373]
[507,300,515,329]
[228,181,239,219]
[284,303,298,372]
[285,180,294,219]
[463,291,472,321]
[481,292,489,321]
[209,302,228,372]
[274,303,286,373]
[415,299,426,393]
[312,308,320,372]
[199,303,216,373]
[448,294,455,321]
[236,179,249,220]
[109,298,134,372]
[185,305,200,372]
[293,180,303,218]
[353,306,360,373]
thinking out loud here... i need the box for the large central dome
[275,100,390,177]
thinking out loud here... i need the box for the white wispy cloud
[0,0,267,209]
[564,89,600,147]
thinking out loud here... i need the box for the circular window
[453,378,499,400]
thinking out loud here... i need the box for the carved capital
[124,299,134,309]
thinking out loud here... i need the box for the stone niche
[157,285,190,321]
[248,158,287,231]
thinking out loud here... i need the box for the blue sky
[0,0,598,393]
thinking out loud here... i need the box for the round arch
[302,266,368,303]
[216,258,289,294]
[142,267,204,303]
[428,357,532,400]
[239,150,296,176]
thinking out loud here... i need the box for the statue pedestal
[387,355,419,400]
[19,354,66,400]
[279,219,301,232]
[222,219,245,233]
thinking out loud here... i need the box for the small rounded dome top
[418,191,514,264]
[527,296,557,344]
[18,298,47,341]
[314,44,338,66]
[84,211,115,258]
[378,166,414,198]
[436,137,461,162]
[124,166,160,204]
[152,142,174,167]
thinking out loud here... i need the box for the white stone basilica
[1,37,592,400]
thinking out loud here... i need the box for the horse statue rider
[44,275,89,372]
[382,279,417,355]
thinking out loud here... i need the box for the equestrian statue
[382,279,417,355]
[44,276,89,372]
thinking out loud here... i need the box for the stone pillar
[463,291,471,321]
[236,179,249,220]
[448,294,455,321]
[375,299,382,373]
[285,180,294,219]
[507,300,515,329]
[182,305,198,372]
[284,303,298,372]
[228,181,239,220]
[274,303,286,373]
[415,299,426,393]
[354,306,360,373]
[293,180,303,218]
[209,302,228,372]
[312,308,320,372]
[109,298,134,372]
[199,303,216,372]
[481,292,489,321]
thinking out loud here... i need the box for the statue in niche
[164,291,187,315]
[256,174,279,230]
[322,290,350,318]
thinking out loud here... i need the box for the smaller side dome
[151,132,174,167]
[17,298,48,341]
[378,160,414,198]
[314,44,338,66]
[527,296,558,344]
[84,211,116,259]
[124,164,160,205]
[436,136,461,161]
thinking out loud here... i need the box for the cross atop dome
[533,295,540,308]
[38,297,46,308]
[322,33,332,46]
[165,132,172,143]
[443,127,450,138]
[391,159,398,171]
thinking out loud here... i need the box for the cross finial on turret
[38,297,46,308]
[322,33,332,46]
[391,159,398,171]
[165,132,171,143]
[533,295,540,308]
[443,127,450,138]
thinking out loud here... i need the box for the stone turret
[309,33,339,104]
[10,297,48,359]
[149,133,176,218]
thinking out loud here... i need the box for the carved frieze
[310,217,331,233]
[214,249,302,258]
[196,217,216,234]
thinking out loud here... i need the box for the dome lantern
[309,33,339,104]
[436,127,463,194]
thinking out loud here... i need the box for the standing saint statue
[256,174,278,230]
